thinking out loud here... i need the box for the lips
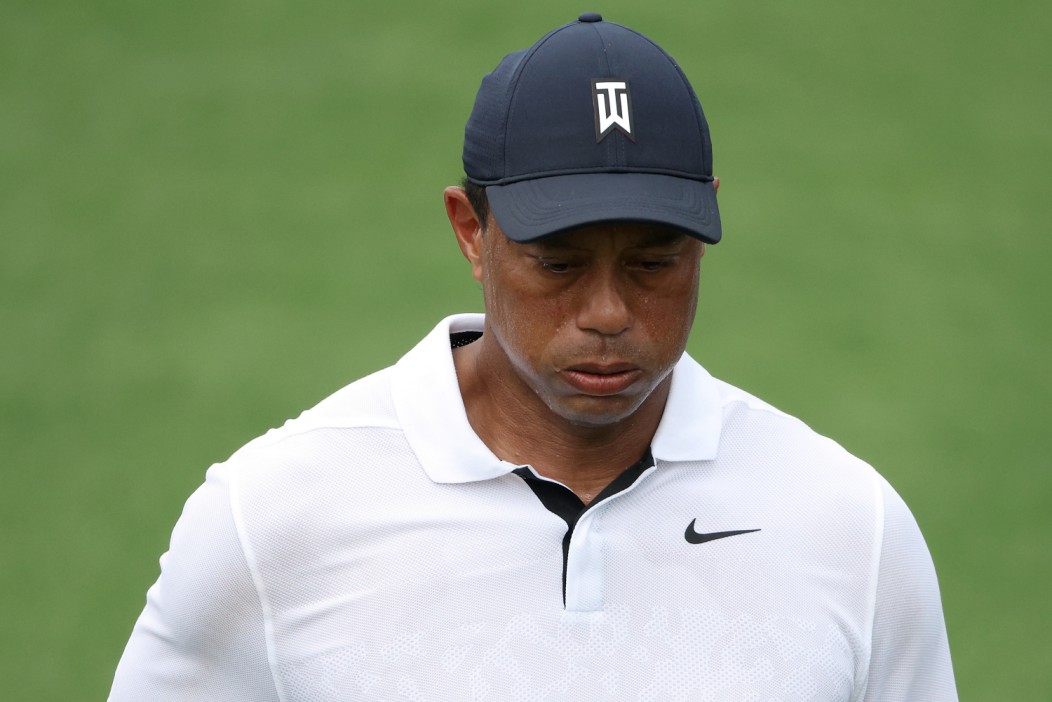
[560,363,643,396]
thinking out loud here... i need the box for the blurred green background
[2,0,1048,699]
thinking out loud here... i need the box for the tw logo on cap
[592,79,635,142]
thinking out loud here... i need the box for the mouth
[560,363,643,396]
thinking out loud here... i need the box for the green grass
[2,0,1049,698]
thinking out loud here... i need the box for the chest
[247,469,873,701]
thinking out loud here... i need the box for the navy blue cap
[463,14,721,243]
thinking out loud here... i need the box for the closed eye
[630,258,676,272]
[536,258,573,273]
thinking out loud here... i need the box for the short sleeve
[863,476,958,701]
[108,464,279,701]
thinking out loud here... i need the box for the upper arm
[108,464,279,701]
[862,476,958,701]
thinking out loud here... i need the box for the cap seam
[585,22,624,167]
[503,22,578,181]
[476,167,714,187]
[617,24,708,169]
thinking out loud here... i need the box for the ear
[443,186,485,283]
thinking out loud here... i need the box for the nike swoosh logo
[684,518,760,544]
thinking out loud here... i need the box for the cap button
[578,12,602,22]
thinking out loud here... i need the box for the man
[110,14,957,700]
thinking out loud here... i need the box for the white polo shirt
[109,314,957,701]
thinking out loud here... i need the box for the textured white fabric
[109,314,957,701]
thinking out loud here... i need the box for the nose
[576,267,631,336]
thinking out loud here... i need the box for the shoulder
[211,365,426,537]
[216,365,413,489]
[714,376,877,480]
[207,315,487,543]
[696,376,891,555]
[230,366,401,459]
[660,355,882,501]
[712,375,815,432]
[214,367,407,497]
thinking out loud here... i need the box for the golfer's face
[479,221,704,427]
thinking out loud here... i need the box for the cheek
[481,267,571,367]
[635,271,700,353]
[506,294,574,362]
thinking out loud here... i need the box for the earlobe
[443,186,485,283]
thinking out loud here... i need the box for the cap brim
[485,172,721,244]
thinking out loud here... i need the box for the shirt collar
[391,314,723,484]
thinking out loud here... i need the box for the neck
[453,336,667,503]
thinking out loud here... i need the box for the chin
[548,395,647,428]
